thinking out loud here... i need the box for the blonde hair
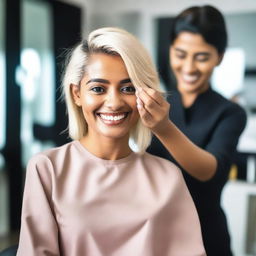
[62,27,161,153]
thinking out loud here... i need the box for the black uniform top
[147,88,247,256]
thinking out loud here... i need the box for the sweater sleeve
[152,160,206,256]
[17,154,60,256]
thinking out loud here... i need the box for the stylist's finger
[136,97,154,124]
[136,96,143,109]
[137,87,168,118]
[141,87,165,105]
[136,88,161,112]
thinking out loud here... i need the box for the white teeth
[100,114,126,121]
[182,74,199,83]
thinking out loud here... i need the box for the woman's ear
[71,83,81,106]
[217,53,224,66]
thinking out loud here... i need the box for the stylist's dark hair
[170,5,228,54]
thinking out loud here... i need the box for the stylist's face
[170,32,222,95]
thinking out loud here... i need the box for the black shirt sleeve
[206,103,247,181]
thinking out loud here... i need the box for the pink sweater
[17,141,206,256]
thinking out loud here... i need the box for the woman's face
[170,32,223,95]
[72,53,139,142]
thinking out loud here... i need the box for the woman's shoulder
[210,89,245,111]
[30,141,73,160]
[141,152,182,175]
[138,152,187,189]
[203,89,247,123]
[27,141,77,174]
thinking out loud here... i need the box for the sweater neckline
[73,140,137,165]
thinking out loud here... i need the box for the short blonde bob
[62,27,161,153]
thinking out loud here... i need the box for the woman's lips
[97,112,128,125]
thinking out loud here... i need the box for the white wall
[63,0,256,61]
[225,13,256,68]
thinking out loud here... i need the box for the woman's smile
[97,112,129,125]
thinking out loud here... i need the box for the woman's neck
[79,135,132,160]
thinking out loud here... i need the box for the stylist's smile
[182,73,200,84]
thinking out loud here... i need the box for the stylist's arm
[136,86,217,181]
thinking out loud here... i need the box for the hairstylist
[136,5,247,256]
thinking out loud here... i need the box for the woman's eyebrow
[86,78,132,85]
[174,47,186,53]
[86,78,110,84]
[120,78,132,84]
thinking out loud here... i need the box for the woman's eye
[121,86,136,94]
[91,86,105,94]
[196,55,209,62]
[197,58,209,62]
[175,54,185,59]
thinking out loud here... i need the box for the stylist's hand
[136,87,170,135]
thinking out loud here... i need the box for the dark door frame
[4,0,82,231]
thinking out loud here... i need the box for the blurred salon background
[0,0,256,255]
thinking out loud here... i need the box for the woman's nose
[105,90,125,110]
[182,58,197,73]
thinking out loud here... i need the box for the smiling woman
[17,27,206,256]
[63,28,161,154]
[144,5,247,256]
[71,53,140,156]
